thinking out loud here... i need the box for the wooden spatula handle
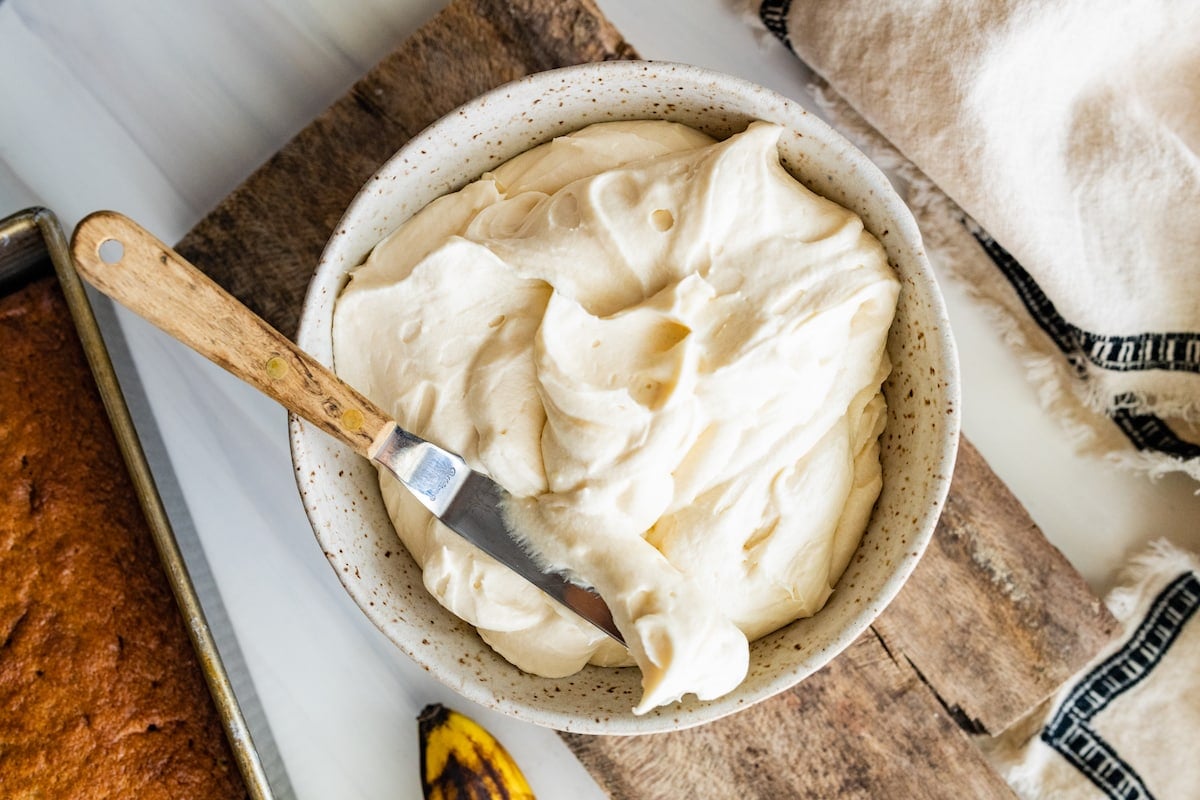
[71,210,393,458]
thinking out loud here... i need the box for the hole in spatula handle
[98,238,124,264]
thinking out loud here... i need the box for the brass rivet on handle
[342,408,365,431]
[265,356,289,379]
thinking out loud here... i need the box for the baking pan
[0,206,274,800]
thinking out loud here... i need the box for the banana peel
[419,703,536,799]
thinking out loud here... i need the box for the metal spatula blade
[71,210,623,645]
[371,424,622,641]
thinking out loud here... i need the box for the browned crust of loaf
[0,276,247,799]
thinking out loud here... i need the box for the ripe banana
[419,703,536,800]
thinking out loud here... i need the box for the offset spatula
[72,211,623,644]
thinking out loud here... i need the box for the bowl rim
[290,59,961,734]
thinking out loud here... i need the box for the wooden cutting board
[174,0,1117,796]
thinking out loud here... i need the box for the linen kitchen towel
[752,0,1200,479]
[980,539,1200,799]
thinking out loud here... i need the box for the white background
[2,1,1197,797]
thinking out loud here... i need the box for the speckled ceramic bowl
[291,61,960,734]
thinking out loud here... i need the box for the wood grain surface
[872,437,1116,735]
[563,631,1017,799]
[170,0,1118,795]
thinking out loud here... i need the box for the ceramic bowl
[291,61,960,734]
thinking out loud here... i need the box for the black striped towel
[752,0,1200,479]
[981,540,1200,799]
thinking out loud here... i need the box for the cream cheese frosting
[332,120,899,713]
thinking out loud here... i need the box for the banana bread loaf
[0,274,248,799]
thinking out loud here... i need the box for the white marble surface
[2,1,1197,798]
